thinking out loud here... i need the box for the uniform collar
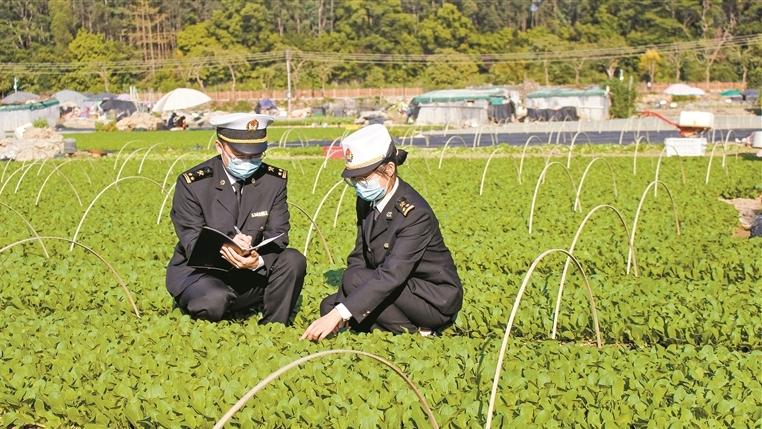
[222,165,237,188]
[374,177,399,213]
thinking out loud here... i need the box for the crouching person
[302,124,462,341]
[166,113,306,324]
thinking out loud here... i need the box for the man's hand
[220,244,261,270]
[301,309,344,342]
[231,233,253,253]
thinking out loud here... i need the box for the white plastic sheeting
[525,88,610,121]
[0,100,60,133]
[664,83,705,97]
[414,100,490,126]
[665,137,707,156]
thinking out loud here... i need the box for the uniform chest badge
[251,210,269,217]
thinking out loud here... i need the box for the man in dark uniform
[166,113,306,324]
[302,124,463,341]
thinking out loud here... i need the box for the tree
[208,0,282,51]
[489,62,527,85]
[692,0,735,83]
[420,49,480,89]
[571,21,628,81]
[128,0,168,77]
[175,22,249,90]
[49,0,75,50]
[418,3,476,53]
[743,40,762,88]
[479,29,526,84]
[67,29,131,91]
[524,26,566,86]
[606,78,637,118]
[664,50,688,82]
[639,49,662,83]
[566,38,595,85]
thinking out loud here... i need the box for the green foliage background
[2,0,762,94]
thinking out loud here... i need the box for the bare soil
[721,196,762,238]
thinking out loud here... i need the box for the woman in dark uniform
[302,124,463,341]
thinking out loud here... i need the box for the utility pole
[286,50,292,118]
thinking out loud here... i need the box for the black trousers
[319,267,453,334]
[176,248,306,325]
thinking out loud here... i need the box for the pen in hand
[232,225,253,255]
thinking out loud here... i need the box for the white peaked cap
[340,124,394,178]
[211,113,274,155]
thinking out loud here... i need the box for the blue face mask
[226,156,262,180]
[355,177,386,202]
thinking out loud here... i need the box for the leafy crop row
[1,147,760,427]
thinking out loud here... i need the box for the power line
[2,33,759,75]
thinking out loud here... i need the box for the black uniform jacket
[166,156,289,297]
[341,178,463,323]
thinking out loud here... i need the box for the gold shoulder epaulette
[264,164,288,179]
[396,198,415,217]
[183,167,213,184]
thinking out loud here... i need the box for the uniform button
[383,243,389,249]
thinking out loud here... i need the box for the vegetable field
[1,141,761,427]
[70,125,443,152]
